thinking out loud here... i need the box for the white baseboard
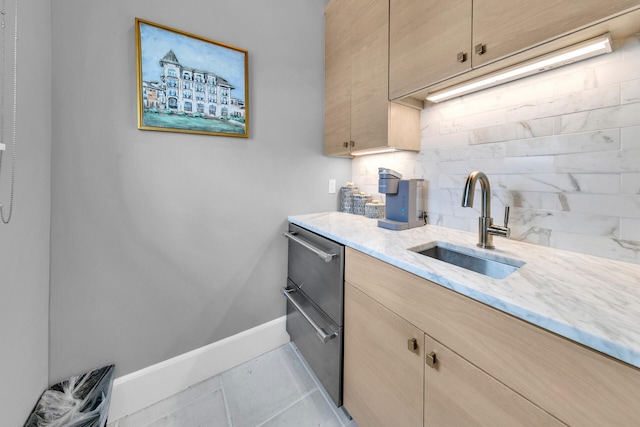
[108,316,289,422]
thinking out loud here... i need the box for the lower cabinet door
[424,333,566,427]
[343,283,423,427]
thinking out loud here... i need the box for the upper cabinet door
[324,0,351,157]
[350,0,390,151]
[472,0,640,67]
[389,0,472,100]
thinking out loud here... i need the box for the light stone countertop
[288,211,640,369]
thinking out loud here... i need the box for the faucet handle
[504,206,510,227]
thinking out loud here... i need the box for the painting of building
[144,50,245,120]
[136,19,248,137]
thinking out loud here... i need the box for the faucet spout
[461,171,510,249]
[461,171,491,218]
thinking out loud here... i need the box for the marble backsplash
[352,35,640,264]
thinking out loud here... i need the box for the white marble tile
[621,125,640,149]
[504,155,555,174]
[430,212,477,232]
[622,79,640,104]
[555,103,640,134]
[469,118,555,144]
[437,173,468,190]
[505,129,619,157]
[433,157,508,174]
[621,218,640,241]
[421,128,473,148]
[506,173,620,194]
[508,225,552,247]
[550,230,640,265]
[580,39,640,90]
[506,191,557,210]
[622,173,640,194]
[440,156,555,175]
[516,209,619,237]
[506,84,620,123]
[554,148,640,173]
[429,142,505,162]
[555,193,640,217]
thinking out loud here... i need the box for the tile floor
[107,343,357,427]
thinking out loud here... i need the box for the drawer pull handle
[282,287,338,343]
[426,351,437,368]
[284,232,336,262]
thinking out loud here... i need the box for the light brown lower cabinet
[344,247,640,426]
[423,334,564,426]
[344,283,423,427]
[344,282,564,427]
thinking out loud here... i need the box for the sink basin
[409,242,524,279]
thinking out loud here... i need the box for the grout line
[255,389,317,427]
[288,342,350,426]
[219,376,234,427]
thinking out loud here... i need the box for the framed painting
[135,18,249,138]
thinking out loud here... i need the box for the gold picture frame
[135,18,249,138]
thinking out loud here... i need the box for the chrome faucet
[461,171,510,249]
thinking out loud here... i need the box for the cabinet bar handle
[408,338,419,353]
[426,351,437,368]
[457,51,466,63]
[475,43,486,55]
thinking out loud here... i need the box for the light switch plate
[328,179,336,194]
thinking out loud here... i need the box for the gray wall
[49,0,349,382]
[0,0,51,424]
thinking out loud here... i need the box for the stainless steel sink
[410,242,524,279]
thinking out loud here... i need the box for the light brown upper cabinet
[324,0,420,157]
[472,0,640,66]
[389,0,640,102]
[324,0,351,157]
[389,0,472,101]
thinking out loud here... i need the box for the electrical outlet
[328,179,336,194]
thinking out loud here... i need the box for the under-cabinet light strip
[351,148,398,156]
[426,33,612,103]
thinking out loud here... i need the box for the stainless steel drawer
[284,280,343,406]
[285,223,345,325]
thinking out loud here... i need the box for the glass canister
[340,182,359,213]
[365,200,385,219]
[353,192,371,216]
